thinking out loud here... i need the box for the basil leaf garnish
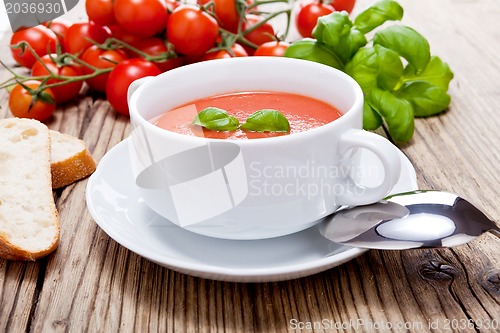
[192,107,240,131]
[240,109,290,133]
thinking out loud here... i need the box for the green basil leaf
[345,47,379,94]
[312,12,367,64]
[284,39,343,70]
[397,81,451,117]
[240,109,290,133]
[401,55,454,90]
[374,44,404,91]
[312,11,351,46]
[192,107,240,131]
[339,28,367,64]
[363,101,383,130]
[345,45,403,93]
[354,0,404,34]
[368,88,414,142]
[374,25,430,73]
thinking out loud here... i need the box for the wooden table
[1,0,499,331]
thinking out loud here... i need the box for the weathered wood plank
[0,0,499,332]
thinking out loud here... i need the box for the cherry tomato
[332,0,356,13]
[105,59,161,116]
[44,20,69,48]
[241,15,275,55]
[254,41,290,57]
[202,43,248,61]
[114,0,168,38]
[296,1,335,38]
[85,0,116,27]
[198,0,240,33]
[133,38,184,72]
[81,46,128,92]
[9,80,56,122]
[167,5,219,57]
[31,55,83,104]
[64,22,112,56]
[10,26,57,68]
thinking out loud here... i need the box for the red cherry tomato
[81,46,128,92]
[85,0,116,26]
[296,1,335,38]
[202,43,248,61]
[332,0,356,13]
[242,14,275,54]
[64,22,112,56]
[9,80,56,122]
[114,0,168,38]
[167,5,219,57]
[10,26,57,68]
[44,20,69,48]
[198,0,240,33]
[254,41,290,57]
[133,38,184,72]
[105,59,161,116]
[31,54,83,104]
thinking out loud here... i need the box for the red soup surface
[155,91,343,139]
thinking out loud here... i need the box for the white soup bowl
[127,57,401,240]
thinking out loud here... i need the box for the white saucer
[86,138,417,282]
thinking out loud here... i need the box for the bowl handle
[127,76,154,106]
[336,129,402,206]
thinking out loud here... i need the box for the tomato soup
[154,91,343,139]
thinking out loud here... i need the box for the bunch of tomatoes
[5,0,355,122]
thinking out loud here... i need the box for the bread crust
[0,220,59,260]
[51,147,97,189]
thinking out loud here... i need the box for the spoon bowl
[320,190,500,250]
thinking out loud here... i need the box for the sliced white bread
[0,118,60,260]
[50,130,96,189]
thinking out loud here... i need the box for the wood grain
[1,0,499,332]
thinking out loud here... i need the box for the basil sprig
[192,108,290,133]
[284,0,454,142]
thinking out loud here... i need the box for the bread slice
[50,130,96,189]
[0,118,60,260]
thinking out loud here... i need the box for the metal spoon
[319,190,500,250]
